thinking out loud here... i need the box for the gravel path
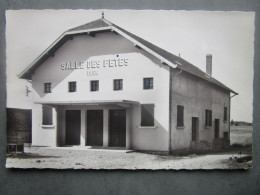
[5,146,252,169]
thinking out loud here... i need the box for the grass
[230,125,252,146]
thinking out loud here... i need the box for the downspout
[229,92,238,141]
[169,68,183,152]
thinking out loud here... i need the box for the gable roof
[19,18,237,95]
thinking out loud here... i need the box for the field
[230,125,253,146]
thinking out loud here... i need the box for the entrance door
[109,110,126,147]
[215,119,220,139]
[87,110,103,146]
[65,110,81,145]
[192,117,199,141]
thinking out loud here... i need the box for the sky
[6,10,255,122]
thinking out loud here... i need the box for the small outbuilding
[19,16,237,152]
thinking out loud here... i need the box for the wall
[170,68,230,151]
[31,32,170,151]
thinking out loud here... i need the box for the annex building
[19,16,237,152]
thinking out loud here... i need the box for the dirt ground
[5,145,252,170]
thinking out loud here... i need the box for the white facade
[31,32,170,151]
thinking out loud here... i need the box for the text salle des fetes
[61,58,129,70]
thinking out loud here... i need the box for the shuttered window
[177,105,184,127]
[205,109,212,126]
[224,107,228,122]
[141,104,154,126]
[42,105,53,125]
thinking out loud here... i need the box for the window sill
[224,121,228,123]
[205,126,212,129]
[42,125,55,129]
[176,126,185,129]
[137,125,158,129]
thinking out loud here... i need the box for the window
[141,104,154,126]
[114,79,123,91]
[205,109,212,126]
[177,105,184,127]
[68,81,76,92]
[42,105,53,125]
[224,107,228,122]
[90,80,99,91]
[143,78,153,90]
[44,83,52,93]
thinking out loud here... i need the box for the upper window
[143,78,153,90]
[90,80,99,92]
[68,81,76,92]
[177,105,184,127]
[42,105,53,125]
[141,104,154,126]
[224,107,228,122]
[44,83,52,93]
[205,109,212,126]
[114,79,123,91]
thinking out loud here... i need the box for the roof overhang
[35,99,139,108]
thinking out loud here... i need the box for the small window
[114,79,123,91]
[68,81,76,92]
[143,78,153,90]
[44,83,52,93]
[141,104,154,126]
[177,105,184,127]
[224,107,228,122]
[90,80,99,91]
[205,109,212,126]
[42,105,53,125]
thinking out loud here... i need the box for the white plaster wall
[31,32,170,150]
[171,69,230,150]
[31,104,57,147]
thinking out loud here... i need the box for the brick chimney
[206,54,212,76]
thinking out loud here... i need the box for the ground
[5,126,253,169]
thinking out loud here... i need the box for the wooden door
[192,117,199,141]
[65,110,81,145]
[109,110,126,147]
[215,119,220,139]
[87,110,103,146]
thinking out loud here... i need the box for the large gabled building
[19,16,237,152]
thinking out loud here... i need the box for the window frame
[113,79,123,91]
[68,81,77,92]
[141,104,155,127]
[44,83,52,93]
[177,105,184,128]
[90,80,99,92]
[143,77,154,90]
[205,109,212,127]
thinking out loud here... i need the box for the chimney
[206,54,212,76]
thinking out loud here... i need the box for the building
[18,15,238,152]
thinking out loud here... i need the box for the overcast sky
[6,10,255,122]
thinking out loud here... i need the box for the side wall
[170,68,230,151]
